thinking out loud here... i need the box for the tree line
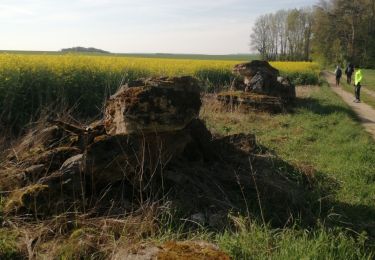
[250,9,313,61]
[250,0,375,67]
[61,47,110,54]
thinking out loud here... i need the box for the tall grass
[217,219,373,260]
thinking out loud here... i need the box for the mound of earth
[232,60,296,98]
[233,60,279,91]
[0,76,311,225]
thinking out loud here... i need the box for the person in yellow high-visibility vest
[354,69,363,103]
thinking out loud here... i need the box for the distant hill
[61,46,110,54]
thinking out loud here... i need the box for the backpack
[336,68,342,77]
[346,66,353,75]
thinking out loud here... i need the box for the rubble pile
[0,76,259,216]
[218,60,296,112]
[0,74,322,259]
[0,75,307,226]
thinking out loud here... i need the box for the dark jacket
[345,65,354,76]
[335,67,342,78]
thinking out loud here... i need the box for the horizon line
[0,49,256,56]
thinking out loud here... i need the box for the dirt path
[323,71,375,138]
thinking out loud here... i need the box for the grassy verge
[217,220,371,259]
[200,84,375,258]
[362,69,375,92]
[203,84,375,213]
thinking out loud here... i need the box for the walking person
[345,63,354,84]
[334,65,342,86]
[354,68,363,103]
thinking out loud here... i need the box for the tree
[251,0,375,66]
[312,0,375,67]
[250,8,313,61]
[250,15,270,60]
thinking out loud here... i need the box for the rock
[24,164,45,175]
[232,60,296,99]
[183,119,216,161]
[208,212,226,228]
[36,155,86,209]
[39,154,84,189]
[277,76,285,83]
[230,78,246,91]
[277,76,296,99]
[247,71,267,93]
[104,76,201,135]
[52,154,85,188]
[60,154,84,173]
[30,147,82,171]
[24,164,45,182]
[191,212,206,225]
[233,60,279,78]
[233,60,279,93]
[39,170,83,196]
[217,91,284,113]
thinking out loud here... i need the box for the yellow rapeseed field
[0,53,320,130]
[0,53,319,80]
[271,61,320,74]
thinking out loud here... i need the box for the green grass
[0,229,22,260]
[204,85,375,212]
[340,74,375,109]
[362,69,375,92]
[200,85,375,258]
[217,220,372,260]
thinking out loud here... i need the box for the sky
[1,0,316,54]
